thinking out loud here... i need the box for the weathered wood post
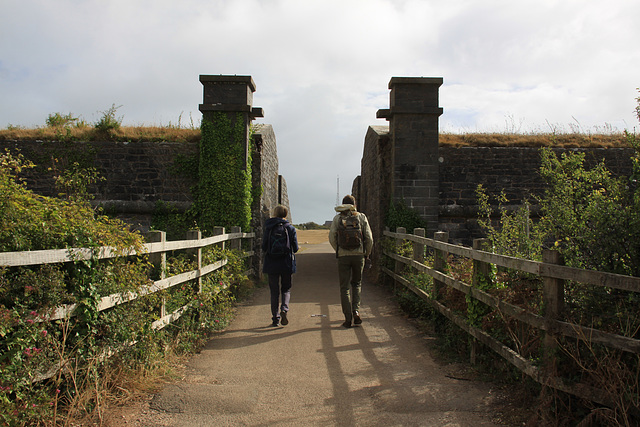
[213,226,225,251]
[186,230,202,293]
[470,238,492,364]
[229,226,242,251]
[394,227,407,291]
[146,231,167,318]
[542,249,564,369]
[413,228,425,265]
[433,231,449,299]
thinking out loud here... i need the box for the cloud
[1,0,639,223]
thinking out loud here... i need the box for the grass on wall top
[1,127,633,148]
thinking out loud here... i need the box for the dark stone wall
[0,139,197,230]
[1,131,290,237]
[352,126,392,269]
[438,145,635,244]
[355,127,636,247]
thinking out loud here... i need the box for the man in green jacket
[329,195,373,328]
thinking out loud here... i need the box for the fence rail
[2,226,255,381]
[383,227,640,409]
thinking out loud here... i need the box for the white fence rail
[1,227,255,327]
[384,227,640,410]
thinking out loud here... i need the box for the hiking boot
[353,311,362,325]
[280,311,289,326]
[342,320,352,328]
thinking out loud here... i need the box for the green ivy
[192,113,252,235]
[385,199,426,232]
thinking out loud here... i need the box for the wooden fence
[383,227,640,410]
[0,226,254,380]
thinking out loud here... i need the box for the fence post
[542,249,564,364]
[230,226,242,251]
[470,238,491,365]
[186,230,203,293]
[213,226,225,251]
[433,231,449,299]
[146,231,167,319]
[413,228,425,265]
[394,227,407,291]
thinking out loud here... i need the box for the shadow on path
[125,241,513,426]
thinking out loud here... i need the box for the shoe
[280,311,288,326]
[353,311,362,325]
[342,320,352,328]
[271,321,280,327]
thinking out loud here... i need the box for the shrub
[46,112,78,128]
[94,104,123,133]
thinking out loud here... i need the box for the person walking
[262,205,299,327]
[329,195,373,328]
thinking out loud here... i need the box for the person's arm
[262,227,269,252]
[361,214,373,256]
[329,216,338,251]
[289,226,299,253]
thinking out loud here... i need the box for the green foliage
[151,201,196,241]
[192,113,252,235]
[54,162,104,203]
[0,151,152,424]
[466,265,497,327]
[0,151,137,252]
[46,112,79,128]
[538,147,640,276]
[94,104,123,133]
[385,200,426,232]
[0,151,254,425]
[476,185,543,260]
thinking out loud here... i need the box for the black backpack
[268,222,291,257]
[337,212,363,250]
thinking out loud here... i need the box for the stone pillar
[198,75,264,168]
[377,77,443,237]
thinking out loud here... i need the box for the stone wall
[251,124,291,274]
[355,126,635,246]
[0,139,198,230]
[438,145,635,244]
[1,128,290,238]
[351,125,391,268]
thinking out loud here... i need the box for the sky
[2,0,639,225]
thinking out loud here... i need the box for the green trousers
[337,255,365,322]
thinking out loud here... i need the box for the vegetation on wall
[384,200,426,232]
[383,89,640,426]
[191,112,252,235]
[0,150,253,425]
[469,92,640,425]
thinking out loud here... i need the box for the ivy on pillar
[195,75,264,234]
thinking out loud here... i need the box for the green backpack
[337,212,363,250]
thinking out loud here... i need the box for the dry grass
[1,126,633,148]
[0,125,201,143]
[297,229,329,244]
[440,132,631,148]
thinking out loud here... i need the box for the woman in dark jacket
[262,205,298,327]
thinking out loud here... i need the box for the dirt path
[110,235,522,426]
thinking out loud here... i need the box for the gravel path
[113,240,519,426]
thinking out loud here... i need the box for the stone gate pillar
[377,77,443,237]
[198,75,264,168]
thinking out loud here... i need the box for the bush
[46,112,78,128]
[0,151,253,425]
[94,104,123,133]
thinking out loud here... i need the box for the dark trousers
[337,255,365,322]
[268,272,292,322]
